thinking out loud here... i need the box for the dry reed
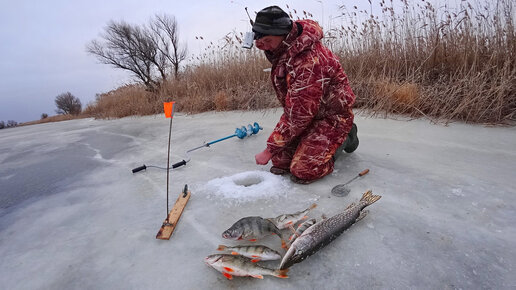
[83,0,515,125]
[19,114,87,126]
[82,84,159,119]
[334,0,516,124]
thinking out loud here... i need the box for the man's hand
[255,148,272,165]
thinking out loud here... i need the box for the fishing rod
[132,122,263,173]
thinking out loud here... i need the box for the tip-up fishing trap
[132,101,264,240]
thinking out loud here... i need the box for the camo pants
[271,115,353,181]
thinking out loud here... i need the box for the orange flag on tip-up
[163,102,175,118]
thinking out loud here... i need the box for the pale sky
[0,0,366,123]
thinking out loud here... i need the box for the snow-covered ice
[0,109,515,289]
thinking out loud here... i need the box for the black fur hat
[252,6,292,39]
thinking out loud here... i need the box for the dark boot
[270,166,290,175]
[290,175,316,185]
[333,123,359,161]
[344,123,359,153]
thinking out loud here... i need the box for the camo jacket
[264,19,356,157]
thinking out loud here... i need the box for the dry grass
[82,84,160,119]
[158,51,278,113]
[70,0,516,125]
[333,0,516,124]
[19,114,88,126]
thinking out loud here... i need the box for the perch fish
[205,254,288,280]
[216,244,282,262]
[267,203,317,230]
[222,216,286,248]
[286,218,317,248]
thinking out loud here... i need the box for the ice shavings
[452,188,465,196]
[199,170,290,202]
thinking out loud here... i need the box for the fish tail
[274,268,289,278]
[216,245,227,251]
[360,190,382,206]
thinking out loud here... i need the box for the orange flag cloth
[163,102,175,118]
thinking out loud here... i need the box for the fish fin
[231,251,239,255]
[309,203,317,210]
[223,267,234,272]
[248,239,257,242]
[251,255,260,258]
[251,259,261,263]
[275,269,289,278]
[360,190,382,206]
[301,215,308,220]
[251,274,264,279]
[222,272,233,280]
[216,245,226,251]
[281,240,287,249]
[357,210,369,222]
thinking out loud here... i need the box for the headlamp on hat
[242,5,292,49]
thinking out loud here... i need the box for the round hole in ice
[201,171,290,202]
[232,174,263,187]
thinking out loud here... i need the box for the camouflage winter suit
[265,20,356,181]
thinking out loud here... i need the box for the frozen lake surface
[1,109,515,289]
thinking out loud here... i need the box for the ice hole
[232,174,263,187]
[201,170,290,202]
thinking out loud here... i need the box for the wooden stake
[156,189,191,240]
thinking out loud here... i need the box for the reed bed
[158,48,278,113]
[85,0,515,125]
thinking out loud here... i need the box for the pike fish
[204,254,289,280]
[216,244,282,262]
[267,203,317,230]
[279,190,381,270]
[286,218,317,248]
[222,216,286,248]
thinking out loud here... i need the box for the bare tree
[55,92,82,115]
[87,14,187,91]
[150,14,187,80]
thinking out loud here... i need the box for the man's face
[255,35,285,51]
